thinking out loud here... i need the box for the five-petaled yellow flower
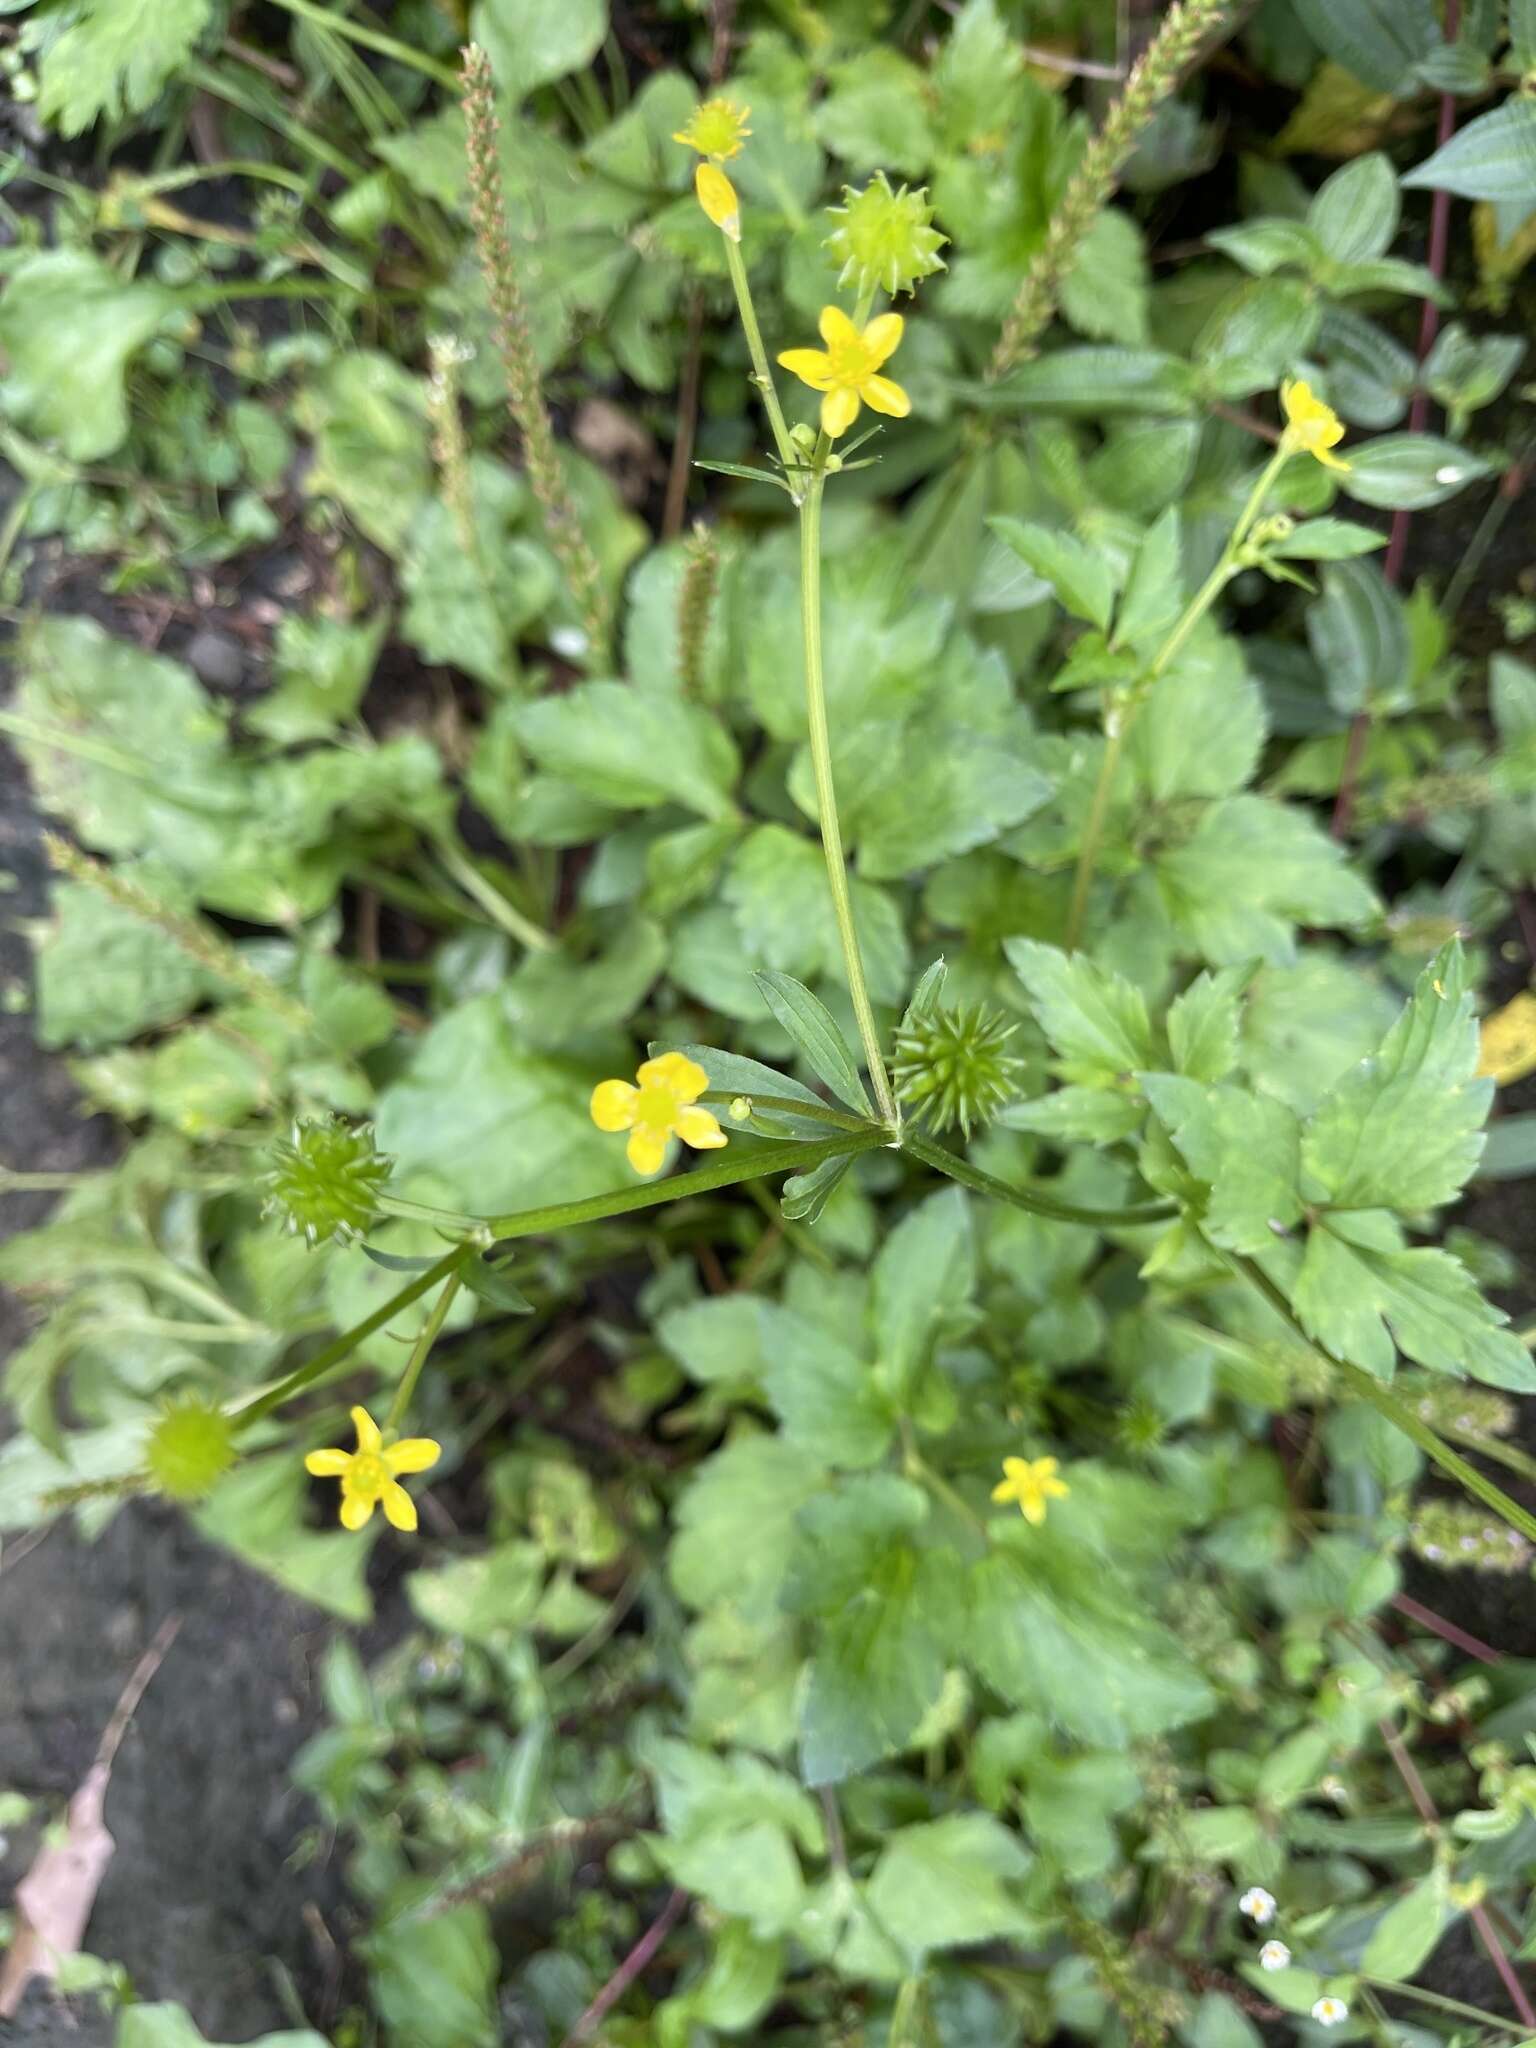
[672,97,751,161]
[591,1051,727,1177]
[305,1405,440,1532]
[778,306,911,439]
[1280,379,1349,471]
[991,1454,1069,1525]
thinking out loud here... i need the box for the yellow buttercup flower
[591,1051,727,1177]
[305,1405,440,1532]
[694,162,741,242]
[991,1454,1069,1526]
[673,97,751,161]
[1280,378,1349,471]
[1477,991,1536,1085]
[778,305,911,439]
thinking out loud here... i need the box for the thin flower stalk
[461,45,609,665]
[989,0,1240,380]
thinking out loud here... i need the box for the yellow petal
[862,312,904,366]
[339,1492,375,1531]
[818,304,859,349]
[305,1448,351,1477]
[861,373,910,419]
[385,1437,442,1475]
[1314,447,1351,472]
[1280,377,1309,424]
[381,1481,418,1532]
[990,1478,1015,1503]
[778,347,835,391]
[822,384,861,438]
[695,163,740,241]
[1022,1494,1046,1525]
[627,1127,669,1176]
[1033,1457,1059,1480]
[591,1078,639,1132]
[351,1406,382,1455]
[1000,1457,1029,1483]
[637,1051,709,1101]
[675,1104,728,1150]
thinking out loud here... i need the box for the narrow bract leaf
[754,971,874,1116]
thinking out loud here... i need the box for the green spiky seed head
[264,1116,392,1247]
[824,173,947,299]
[145,1398,236,1502]
[892,999,1024,1136]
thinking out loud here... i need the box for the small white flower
[1239,1886,1277,1924]
[1259,1939,1291,1971]
[1312,1996,1349,2027]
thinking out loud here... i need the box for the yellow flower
[991,1454,1069,1526]
[694,162,741,242]
[778,305,911,439]
[591,1051,727,1177]
[672,97,751,161]
[1477,991,1536,1085]
[305,1405,440,1533]
[1280,378,1349,471]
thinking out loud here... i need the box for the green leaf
[725,825,907,1003]
[871,1187,974,1403]
[1360,1875,1449,1981]
[400,459,555,689]
[758,1303,895,1468]
[1256,1726,1332,1809]
[1145,1076,1304,1254]
[34,872,212,1051]
[459,1255,534,1315]
[1005,938,1154,1083]
[1301,942,1489,1212]
[1167,967,1250,1084]
[1342,434,1493,510]
[781,1151,854,1223]
[660,1295,769,1384]
[785,1476,952,1784]
[512,681,738,821]
[1289,0,1439,94]
[646,1737,823,1937]
[1206,219,1324,277]
[988,519,1115,629]
[247,614,386,745]
[361,1907,497,2048]
[1306,152,1400,264]
[1306,560,1411,717]
[117,2007,328,2048]
[407,1542,545,1644]
[1293,1218,1536,1389]
[1268,517,1388,561]
[1405,97,1536,201]
[471,0,608,97]
[298,351,432,555]
[754,970,874,1116]
[1115,508,1184,647]
[30,0,212,135]
[1155,795,1377,965]
[858,1815,1034,1968]
[196,1455,372,1622]
[1514,0,1536,68]
[0,251,170,461]
[983,347,1196,416]
[671,1435,829,1621]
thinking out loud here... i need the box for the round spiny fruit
[892,1000,1024,1137]
[145,1397,236,1502]
[263,1116,392,1247]
[825,173,947,299]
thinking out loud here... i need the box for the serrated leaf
[1005,938,1154,1083]
[988,519,1116,630]
[1302,942,1489,1212]
[31,0,212,135]
[0,251,170,462]
[671,1436,829,1621]
[1154,795,1377,965]
[754,971,873,1116]
[1167,966,1252,1083]
[757,1303,894,1468]
[871,1187,973,1403]
[512,681,739,821]
[1145,1076,1304,1254]
[1115,507,1183,647]
[646,1737,823,1937]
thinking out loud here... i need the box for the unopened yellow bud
[695,162,740,242]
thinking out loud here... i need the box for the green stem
[800,474,899,1128]
[722,232,796,470]
[903,1130,1177,1228]
[262,0,460,87]
[230,1245,471,1430]
[485,1131,882,1237]
[376,1193,490,1233]
[433,835,555,952]
[1064,443,1292,951]
[1233,1252,1536,1547]
[1359,1975,1531,2037]
[385,1269,464,1431]
[700,1089,873,1133]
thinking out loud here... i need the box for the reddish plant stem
[1381,1717,1536,2027]
[559,1887,689,2046]
[1333,2,1460,839]
[1390,1590,1501,1664]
